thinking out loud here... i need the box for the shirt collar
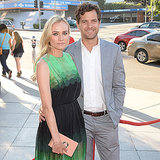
[81,38,100,48]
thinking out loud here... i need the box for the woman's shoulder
[36,57,48,71]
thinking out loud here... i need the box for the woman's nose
[59,34,64,40]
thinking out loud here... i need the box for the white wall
[0,10,64,29]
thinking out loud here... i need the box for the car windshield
[139,23,149,28]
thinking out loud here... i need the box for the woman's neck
[49,49,63,57]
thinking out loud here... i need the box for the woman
[33,16,86,160]
[0,24,12,78]
[11,31,24,77]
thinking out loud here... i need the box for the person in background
[11,31,24,77]
[33,16,86,160]
[0,24,12,79]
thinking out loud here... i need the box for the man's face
[77,10,100,40]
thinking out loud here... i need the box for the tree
[124,0,140,3]
[92,0,105,9]
[153,0,160,20]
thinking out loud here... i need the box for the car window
[127,31,136,36]
[135,31,148,37]
[139,23,149,28]
[149,23,160,28]
[0,20,12,26]
[147,34,160,42]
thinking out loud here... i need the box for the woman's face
[49,21,70,52]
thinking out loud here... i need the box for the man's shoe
[2,74,6,77]
[8,71,12,79]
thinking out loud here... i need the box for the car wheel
[118,41,126,51]
[136,49,148,63]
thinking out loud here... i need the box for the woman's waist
[52,98,78,107]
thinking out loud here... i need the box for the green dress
[35,52,86,160]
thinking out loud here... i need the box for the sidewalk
[0,68,160,160]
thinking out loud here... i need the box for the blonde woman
[11,31,24,77]
[33,16,86,160]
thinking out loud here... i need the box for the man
[40,3,125,160]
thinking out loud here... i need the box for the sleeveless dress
[35,52,86,160]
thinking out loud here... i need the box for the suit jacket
[65,38,126,128]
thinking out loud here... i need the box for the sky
[106,0,124,3]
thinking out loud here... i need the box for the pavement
[0,67,160,160]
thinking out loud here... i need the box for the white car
[0,19,15,30]
[128,32,160,63]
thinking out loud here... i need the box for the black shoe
[8,70,12,79]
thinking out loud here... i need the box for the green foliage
[104,2,142,10]
[33,19,47,29]
[92,0,105,9]
[154,0,160,16]
[4,17,14,22]
[124,0,140,3]
[33,23,39,29]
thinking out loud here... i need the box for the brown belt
[84,110,108,117]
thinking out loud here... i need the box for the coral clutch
[48,133,78,157]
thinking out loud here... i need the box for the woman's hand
[52,141,68,155]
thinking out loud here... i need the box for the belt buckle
[103,110,107,116]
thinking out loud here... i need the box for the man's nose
[87,22,93,28]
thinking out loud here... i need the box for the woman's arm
[36,60,67,154]
[11,39,16,52]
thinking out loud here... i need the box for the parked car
[114,29,155,51]
[67,19,77,28]
[0,19,15,31]
[129,21,160,31]
[128,32,160,63]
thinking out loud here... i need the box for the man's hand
[39,106,45,122]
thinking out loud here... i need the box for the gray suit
[65,38,125,160]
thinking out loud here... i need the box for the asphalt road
[5,23,160,93]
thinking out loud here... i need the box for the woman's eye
[63,32,68,35]
[52,33,58,36]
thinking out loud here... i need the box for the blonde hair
[13,31,23,47]
[32,16,70,81]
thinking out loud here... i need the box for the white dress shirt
[81,39,106,112]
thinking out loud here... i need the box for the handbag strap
[0,32,6,47]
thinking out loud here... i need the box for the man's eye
[93,19,97,22]
[82,21,86,24]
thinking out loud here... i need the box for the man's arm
[112,46,126,116]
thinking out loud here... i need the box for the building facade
[101,8,145,23]
[0,0,97,29]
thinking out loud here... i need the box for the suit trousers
[83,113,120,160]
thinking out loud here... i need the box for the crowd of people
[0,24,24,79]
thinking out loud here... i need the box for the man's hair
[75,2,101,24]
